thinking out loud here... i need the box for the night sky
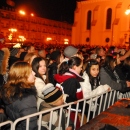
[0,0,77,24]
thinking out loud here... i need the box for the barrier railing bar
[128,92,130,97]
[0,120,13,130]
[112,90,116,105]
[8,90,130,130]
[38,114,42,130]
[80,100,86,126]
[108,91,112,108]
[87,98,92,122]
[93,97,98,118]
[66,105,71,127]
[58,107,63,130]
[48,111,53,130]
[74,101,79,128]
[98,94,103,115]
[26,118,30,130]
[103,92,108,111]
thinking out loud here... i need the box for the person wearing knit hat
[10,48,20,57]
[42,84,64,105]
[90,53,101,63]
[9,48,20,69]
[62,46,84,64]
[64,46,78,58]
[39,84,73,130]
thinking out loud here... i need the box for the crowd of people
[0,33,130,130]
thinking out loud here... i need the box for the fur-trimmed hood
[0,48,10,75]
[2,86,37,105]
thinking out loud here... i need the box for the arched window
[87,10,92,30]
[106,8,112,29]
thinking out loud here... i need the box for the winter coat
[54,69,84,111]
[35,77,46,110]
[2,87,38,130]
[80,71,110,99]
[121,65,130,81]
[48,62,58,86]
[114,64,126,81]
[39,101,74,130]
[0,48,10,86]
[0,48,10,75]
[99,66,129,93]
[8,56,20,69]
[54,69,89,128]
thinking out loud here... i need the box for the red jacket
[54,70,84,102]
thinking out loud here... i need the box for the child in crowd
[80,59,110,117]
[39,84,74,130]
[80,59,110,99]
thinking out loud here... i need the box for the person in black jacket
[48,50,64,86]
[8,48,20,69]
[121,57,130,81]
[0,61,38,130]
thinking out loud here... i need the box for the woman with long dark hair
[48,50,64,86]
[80,59,110,99]
[32,57,49,110]
[54,56,84,129]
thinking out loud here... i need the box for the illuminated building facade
[0,7,72,46]
[72,0,130,47]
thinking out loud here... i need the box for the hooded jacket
[0,48,10,87]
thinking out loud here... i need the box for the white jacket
[80,72,110,99]
[35,77,46,110]
[80,72,111,111]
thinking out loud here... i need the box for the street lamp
[31,13,34,17]
[125,5,130,49]
[64,39,69,44]
[19,10,26,15]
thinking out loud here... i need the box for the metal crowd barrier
[1,90,130,130]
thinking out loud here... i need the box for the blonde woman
[24,52,37,64]
[1,61,38,130]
